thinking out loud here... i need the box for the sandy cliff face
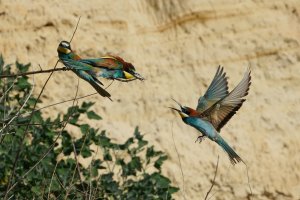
[1,0,300,199]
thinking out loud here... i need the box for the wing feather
[196,66,229,112]
[79,56,124,70]
[201,68,251,131]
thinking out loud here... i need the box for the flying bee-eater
[170,67,251,165]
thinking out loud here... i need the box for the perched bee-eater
[79,55,144,81]
[57,41,111,100]
[170,66,251,165]
[57,41,144,99]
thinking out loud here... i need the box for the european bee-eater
[57,41,145,99]
[79,55,144,81]
[170,66,251,165]
[57,41,111,100]
[58,41,144,80]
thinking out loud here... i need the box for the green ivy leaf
[79,101,94,113]
[168,186,180,194]
[129,156,142,172]
[95,134,112,148]
[94,159,106,169]
[103,149,112,161]
[87,111,102,120]
[151,173,171,188]
[16,61,30,73]
[81,146,92,158]
[80,124,90,134]
[154,155,168,171]
[0,54,4,69]
[119,137,134,150]
[16,77,31,90]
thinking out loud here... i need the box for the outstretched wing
[201,68,251,131]
[196,66,229,112]
[79,56,125,70]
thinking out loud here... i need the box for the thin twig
[69,16,81,43]
[64,78,87,200]
[0,67,68,79]
[38,64,43,71]
[65,134,88,199]
[0,78,17,102]
[171,121,186,200]
[88,145,100,200]
[3,78,114,122]
[33,79,113,113]
[23,78,114,117]
[0,77,35,134]
[47,153,61,200]
[204,155,219,200]
[242,160,253,198]
[0,78,18,143]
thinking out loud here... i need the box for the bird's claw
[195,136,205,143]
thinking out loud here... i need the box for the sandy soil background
[1,0,300,199]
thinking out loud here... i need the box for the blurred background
[1,0,300,199]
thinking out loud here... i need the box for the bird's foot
[195,136,205,143]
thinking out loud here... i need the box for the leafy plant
[0,55,179,199]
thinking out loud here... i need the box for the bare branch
[0,67,68,79]
[204,155,219,200]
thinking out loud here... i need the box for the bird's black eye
[129,68,135,72]
[182,106,190,114]
[127,64,135,72]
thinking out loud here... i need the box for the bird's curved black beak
[168,106,188,118]
[169,98,188,118]
[168,106,181,112]
[132,72,145,81]
[171,98,183,109]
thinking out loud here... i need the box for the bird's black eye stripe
[182,107,189,114]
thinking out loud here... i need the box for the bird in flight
[170,66,251,165]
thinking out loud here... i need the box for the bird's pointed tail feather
[216,136,243,165]
[89,80,112,101]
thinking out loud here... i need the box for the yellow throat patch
[57,46,71,54]
[124,71,134,79]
